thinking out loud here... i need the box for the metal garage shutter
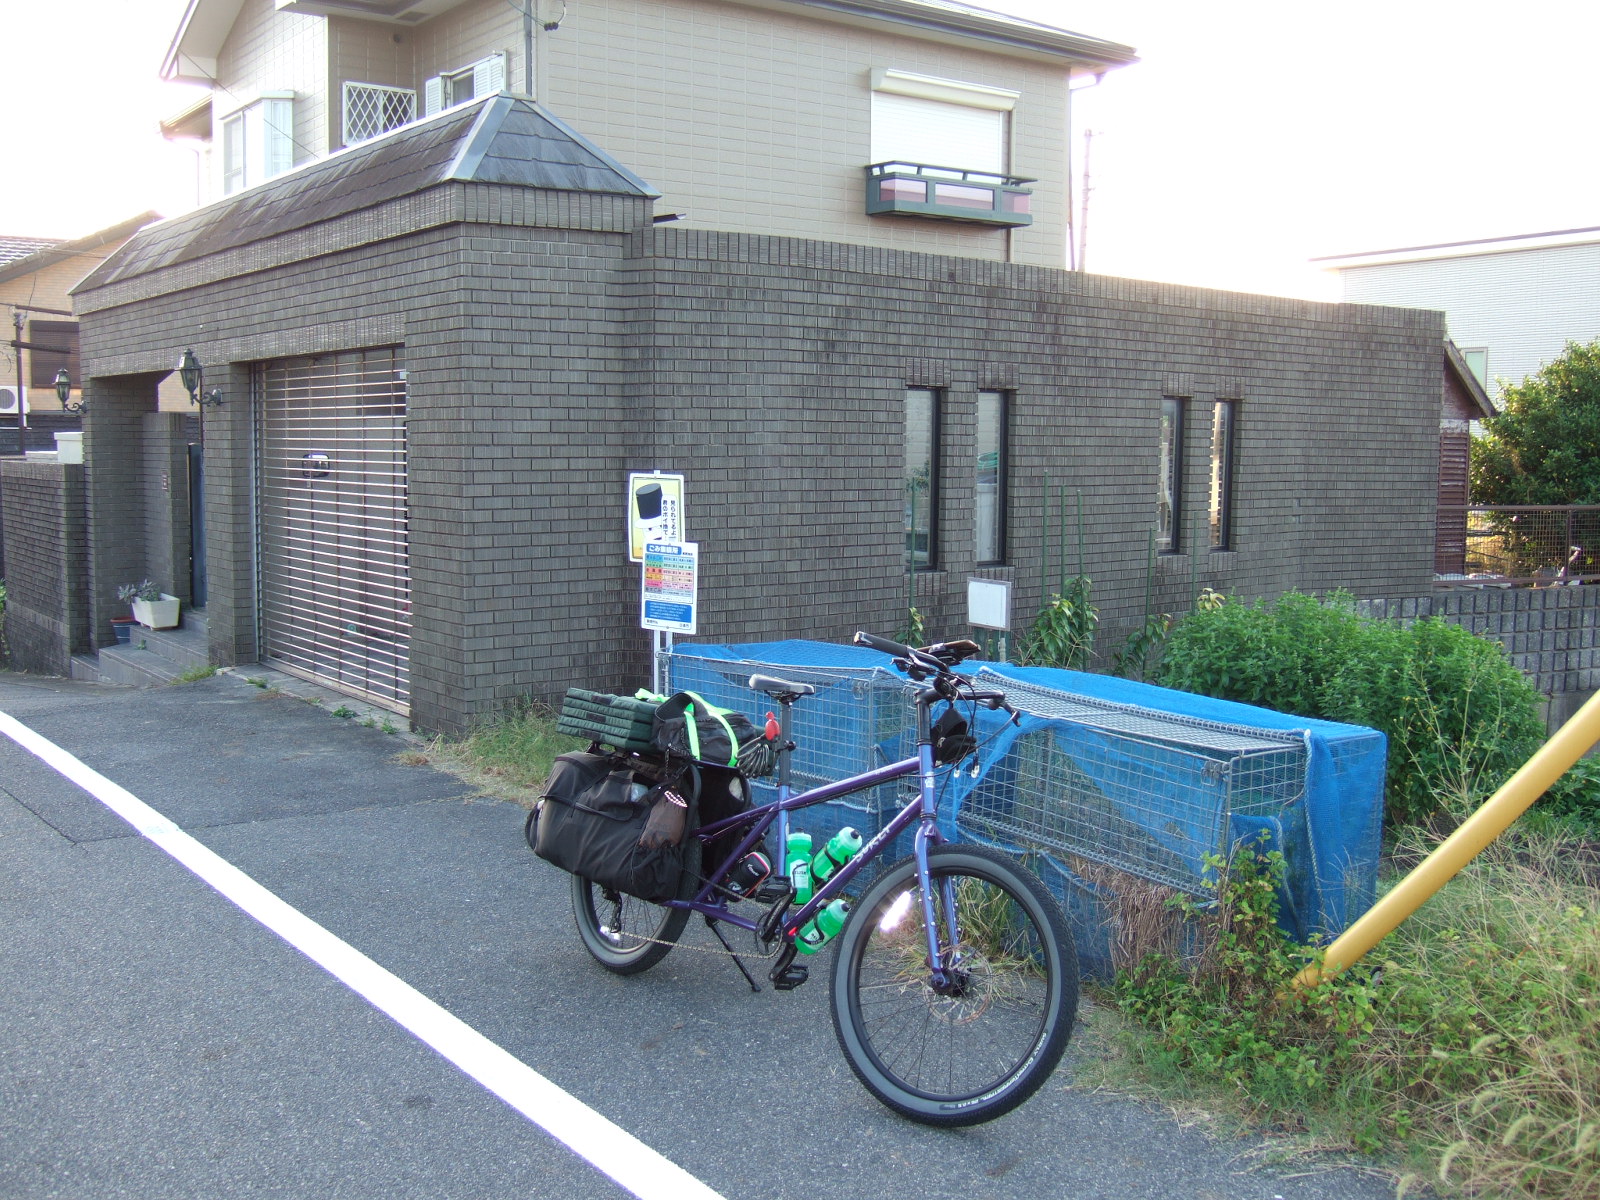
[257,348,409,712]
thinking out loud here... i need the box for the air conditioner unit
[0,386,28,415]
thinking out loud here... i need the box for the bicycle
[562,631,1079,1127]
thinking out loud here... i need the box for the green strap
[676,691,739,767]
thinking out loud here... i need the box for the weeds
[173,664,218,683]
[425,697,583,802]
[1017,575,1097,670]
[1109,831,1600,1198]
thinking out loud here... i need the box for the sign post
[642,540,698,693]
[967,577,1013,661]
[628,472,689,692]
[627,472,685,563]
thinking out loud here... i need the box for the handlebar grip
[854,631,916,660]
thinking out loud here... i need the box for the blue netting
[663,640,1386,973]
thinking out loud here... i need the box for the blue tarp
[664,640,1386,955]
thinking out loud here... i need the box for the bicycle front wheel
[828,843,1078,1126]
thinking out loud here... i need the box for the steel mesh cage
[960,670,1309,895]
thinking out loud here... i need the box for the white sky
[2,0,1597,300]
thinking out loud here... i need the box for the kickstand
[706,917,762,993]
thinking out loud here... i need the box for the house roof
[1445,341,1497,420]
[1316,225,1600,270]
[0,214,162,288]
[165,0,1136,82]
[0,235,63,270]
[78,96,658,292]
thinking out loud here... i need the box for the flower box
[132,594,181,630]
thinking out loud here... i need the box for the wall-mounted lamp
[176,348,223,408]
[53,369,88,414]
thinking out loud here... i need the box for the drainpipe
[1293,687,1600,988]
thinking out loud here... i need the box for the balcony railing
[1436,505,1600,586]
[865,162,1034,227]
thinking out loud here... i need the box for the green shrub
[1154,592,1545,827]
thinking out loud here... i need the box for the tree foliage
[1471,339,1600,504]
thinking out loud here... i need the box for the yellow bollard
[1293,687,1600,990]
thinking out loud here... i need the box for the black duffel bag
[532,751,689,903]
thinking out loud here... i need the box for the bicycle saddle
[748,674,817,700]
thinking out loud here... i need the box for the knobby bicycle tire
[570,837,702,975]
[828,843,1079,1126]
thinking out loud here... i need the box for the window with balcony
[343,82,417,146]
[422,52,506,116]
[866,69,1031,227]
[220,94,295,195]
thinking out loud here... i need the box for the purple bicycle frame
[665,737,955,981]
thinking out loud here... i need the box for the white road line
[0,710,727,1200]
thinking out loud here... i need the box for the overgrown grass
[1102,833,1600,1198]
[422,699,584,803]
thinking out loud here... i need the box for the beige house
[161,0,1136,269]
[0,214,192,418]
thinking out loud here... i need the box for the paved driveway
[0,670,1398,1200]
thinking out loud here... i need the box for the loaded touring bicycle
[529,632,1078,1126]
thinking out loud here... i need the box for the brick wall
[74,177,1444,733]
[0,460,88,674]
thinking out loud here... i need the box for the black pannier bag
[651,691,778,778]
[533,751,688,903]
[689,762,754,881]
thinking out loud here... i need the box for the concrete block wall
[1360,587,1600,701]
[0,460,87,674]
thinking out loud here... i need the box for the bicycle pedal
[770,962,809,991]
[753,880,790,904]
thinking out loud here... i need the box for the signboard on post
[641,540,699,635]
[627,472,685,562]
[967,577,1012,630]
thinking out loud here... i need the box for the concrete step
[93,643,191,687]
[86,611,211,688]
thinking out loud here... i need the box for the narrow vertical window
[1209,400,1236,550]
[975,389,1007,564]
[906,387,940,569]
[1157,396,1184,553]
[222,112,246,195]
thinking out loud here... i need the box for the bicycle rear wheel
[571,839,700,975]
[828,843,1078,1126]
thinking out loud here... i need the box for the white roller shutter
[257,347,410,713]
[871,91,1007,174]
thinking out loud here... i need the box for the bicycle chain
[602,884,785,960]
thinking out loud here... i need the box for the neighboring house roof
[0,236,63,270]
[79,97,658,292]
[0,214,162,288]
[165,0,1136,82]
[1316,225,1600,270]
[1445,341,1497,420]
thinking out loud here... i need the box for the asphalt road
[0,670,1401,1200]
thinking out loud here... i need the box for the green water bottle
[810,827,863,887]
[794,898,850,955]
[786,832,814,905]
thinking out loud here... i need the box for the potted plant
[118,580,181,631]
